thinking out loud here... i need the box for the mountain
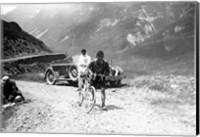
[2,3,195,56]
[2,2,196,75]
[121,6,195,59]
[1,3,166,54]
[2,20,52,59]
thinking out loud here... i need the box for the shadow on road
[106,83,129,89]
[107,105,124,110]
[56,82,78,88]
[95,104,123,111]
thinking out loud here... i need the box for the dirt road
[2,78,196,135]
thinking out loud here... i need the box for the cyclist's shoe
[102,106,107,111]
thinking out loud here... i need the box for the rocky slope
[1,20,72,76]
[2,20,52,59]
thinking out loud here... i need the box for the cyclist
[88,50,110,111]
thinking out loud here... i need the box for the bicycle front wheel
[83,86,96,113]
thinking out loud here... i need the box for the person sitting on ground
[1,76,25,104]
[77,49,91,91]
[88,50,110,111]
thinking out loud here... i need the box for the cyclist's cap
[81,49,86,53]
[96,50,104,57]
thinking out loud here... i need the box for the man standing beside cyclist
[77,49,91,91]
[88,50,110,111]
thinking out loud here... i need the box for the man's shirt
[77,54,91,73]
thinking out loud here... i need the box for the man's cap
[2,76,9,81]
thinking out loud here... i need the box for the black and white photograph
[0,1,198,136]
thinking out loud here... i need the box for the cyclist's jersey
[88,60,110,75]
[88,60,110,88]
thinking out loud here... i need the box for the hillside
[1,20,72,76]
[2,20,52,59]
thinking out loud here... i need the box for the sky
[1,4,87,17]
[2,0,192,15]
[1,5,17,15]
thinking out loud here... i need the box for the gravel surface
[1,77,196,135]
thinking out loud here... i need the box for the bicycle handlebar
[80,68,110,81]
[93,73,106,77]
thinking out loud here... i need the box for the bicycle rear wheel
[83,86,96,113]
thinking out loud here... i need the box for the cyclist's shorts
[91,76,106,89]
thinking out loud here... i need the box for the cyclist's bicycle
[78,70,96,113]
[78,70,109,113]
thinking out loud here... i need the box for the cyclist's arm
[87,61,94,72]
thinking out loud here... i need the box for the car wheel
[46,70,56,85]
[69,66,78,81]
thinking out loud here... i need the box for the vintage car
[108,65,125,86]
[44,63,125,86]
[45,63,79,85]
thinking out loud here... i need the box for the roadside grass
[123,72,196,127]
[121,54,196,107]
[130,75,196,105]
[118,52,195,127]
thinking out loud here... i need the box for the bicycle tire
[78,90,84,107]
[83,86,96,113]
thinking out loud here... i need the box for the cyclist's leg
[100,82,107,110]
[101,88,106,107]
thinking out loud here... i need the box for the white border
[0,0,199,137]
[0,0,197,3]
